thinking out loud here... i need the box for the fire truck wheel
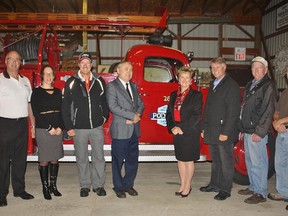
[233,132,276,185]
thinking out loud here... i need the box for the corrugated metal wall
[93,23,256,69]
[262,0,288,88]
[167,23,255,68]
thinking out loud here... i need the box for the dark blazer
[166,88,202,139]
[106,78,144,139]
[202,74,240,145]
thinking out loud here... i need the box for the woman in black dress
[166,66,202,198]
[31,65,64,200]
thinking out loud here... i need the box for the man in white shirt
[0,50,35,207]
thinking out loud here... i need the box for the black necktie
[126,83,133,101]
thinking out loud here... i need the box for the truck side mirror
[187,52,194,62]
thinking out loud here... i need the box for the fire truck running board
[27,145,207,162]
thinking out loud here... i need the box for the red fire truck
[0,11,275,185]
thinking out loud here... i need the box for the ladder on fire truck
[0,11,167,33]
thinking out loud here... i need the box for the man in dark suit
[200,57,240,200]
[106,61,144,198]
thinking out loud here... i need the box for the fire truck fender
[233,131,276,185]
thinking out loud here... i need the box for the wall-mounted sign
[276,2,288,30]
[234,47,246,61]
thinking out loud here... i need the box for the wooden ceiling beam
[18,0,37,12]
[182,24,201,37]
[235,25,254,39]
[116,0,121,14]
[160,0,168,6]
[94,0,100,14]
[43,0,60,13]
[0,1,14,12]
[222,0,242,15]
[9,0,18,12]
[201,0,216,15]
[179,0,193,15]
[138,0,143,14]
[42,0,53,13]
[50,0,61,13]
[30,0,39,12]
[68,0,80,14]
[262,0,272,12]
[242,0,250,14]
[243,0,263,15]
[168,15,261,25]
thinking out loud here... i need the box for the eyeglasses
[7,57,21,63]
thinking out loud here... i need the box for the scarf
[174,86,190,111]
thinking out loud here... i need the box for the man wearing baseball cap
[62,52,109,198]
[78,52,92,62]
[238,56,277,204]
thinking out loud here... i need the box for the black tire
[233,131,276,185]
[233,169,250,185]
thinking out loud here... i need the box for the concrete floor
[1,162,287,216]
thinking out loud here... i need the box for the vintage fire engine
[0,11,275,185]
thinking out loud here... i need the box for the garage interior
[0,0,288,215]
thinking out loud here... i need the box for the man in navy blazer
[106,61,144,198]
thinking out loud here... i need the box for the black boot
[39,165,52,200]
[50,163,62,196]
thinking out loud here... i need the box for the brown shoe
[238,188,254,195]
[125,187,138,196]
[244,194,266,204]
[268,193,288,202]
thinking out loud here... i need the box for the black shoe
[214,191,231,200]
[80,188,90,197]
[286,205,288,210]
[179,188,192,198]
[93,187,107,196]
[0,196,7,207]
[125,187,138,196]
[114,190,126,198]
[175,191,182,196]
[200,185,219,192]
[14,191,34,200]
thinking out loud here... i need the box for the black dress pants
[209,143,234,193]
[0,117,28,197]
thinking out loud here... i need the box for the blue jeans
[244,133,268,197]
[275,130,288,199]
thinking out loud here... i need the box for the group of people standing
[166,56,287,210]
[0,50,287,211]
[0,50,144,207]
